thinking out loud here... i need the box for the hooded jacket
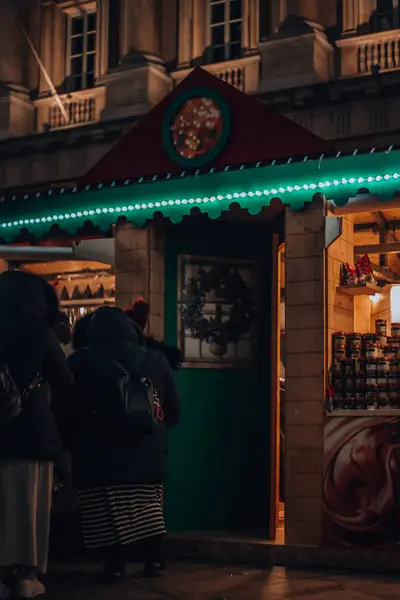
[67,306,180,489]
[0,271,74,461]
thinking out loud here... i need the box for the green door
[163,220,274,534]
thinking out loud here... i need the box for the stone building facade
[0,0,399,190]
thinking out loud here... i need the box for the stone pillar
[246,0,260,50]
[120,0,160,61]
[342,0,358,34]
[102,0,172,120]
[284,201,325,545]
[177,0,193,67]
[0,0,36,138]
[0,0,27,86]
[115,222,165,340]
[97,0,110,78]
[278,0,321,25]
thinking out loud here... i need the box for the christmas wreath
[181,265,255,356]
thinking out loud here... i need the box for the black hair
[72,312,94,350]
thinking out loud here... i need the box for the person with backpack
[0,271,73,599]
[67,306,180,584]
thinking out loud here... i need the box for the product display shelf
[60,298,115,308]
[336,282,382,296]
[326,409,400,417]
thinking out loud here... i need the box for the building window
[68,11,96,92]
[209,0,243,63]
[373,0,399,31]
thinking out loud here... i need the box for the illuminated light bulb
[2,170,400,232]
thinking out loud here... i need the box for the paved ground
[44,562,400,599]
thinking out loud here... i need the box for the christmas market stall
[3,68,400,552]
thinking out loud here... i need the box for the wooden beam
[371,210,388,267]
[369,262,400,282]
[355,241,400,255]
[331,196,400,215]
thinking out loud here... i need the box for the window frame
[208,0,243,63]
[66,8,97,92]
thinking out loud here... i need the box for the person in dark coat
[71,311,94,351]
[67,306,180,584]
[0,270,73,599]
[125,298,182,370]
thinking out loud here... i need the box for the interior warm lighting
[1,170,400,233]
[370,293,382,304]
[390,285,400,322]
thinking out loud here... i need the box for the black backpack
[0,351,42,426]
[85,352,162,436]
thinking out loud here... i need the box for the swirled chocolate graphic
[324,417,400,547]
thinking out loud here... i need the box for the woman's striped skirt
[78,484,165,548]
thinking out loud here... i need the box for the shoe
[15,578,45,598]
[143,560,165,578]
[0,582,10,599]
[103,569,125,585]
[103,556,125,586]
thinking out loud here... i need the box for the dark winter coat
[0,271,74,462]
[67,306,180,490]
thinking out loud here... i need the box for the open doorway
[275,244,285,543]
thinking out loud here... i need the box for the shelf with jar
[326,320,400,415]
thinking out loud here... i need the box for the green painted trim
[1,151,400,240]
[162,87,231,168]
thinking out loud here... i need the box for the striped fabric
[78,484,165,548]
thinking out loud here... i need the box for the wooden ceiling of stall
[22,261,112,275]
[353,208,400,277]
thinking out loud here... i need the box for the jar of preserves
[333,394,345,410]
[365,344,379,360]
[366,377,377,390]
[333,332,346,354]
[347,333,362,351]
[334,347,346,361]
[366,359,378,376]
[354,358,366,377]
[344,393,355,410]
[364,334,378,347]
[377,358,390,376]
[390,360,400,375]
[344,377,354,391]
[332,360,343,377]
[343,359,355,376]
[348,347,362,359]
[334,378,344,391]
[388,389,398,406]
[355,392,366,410]
[377,376,388,390]
[385,346,398,361]
[391,323,400,338]
[366,391,377,410]
[354,377,365,391]
[375,319,387,337]
[377,391,390,408]
[388,375,398,390]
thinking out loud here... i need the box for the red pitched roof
[81,67,332,184]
